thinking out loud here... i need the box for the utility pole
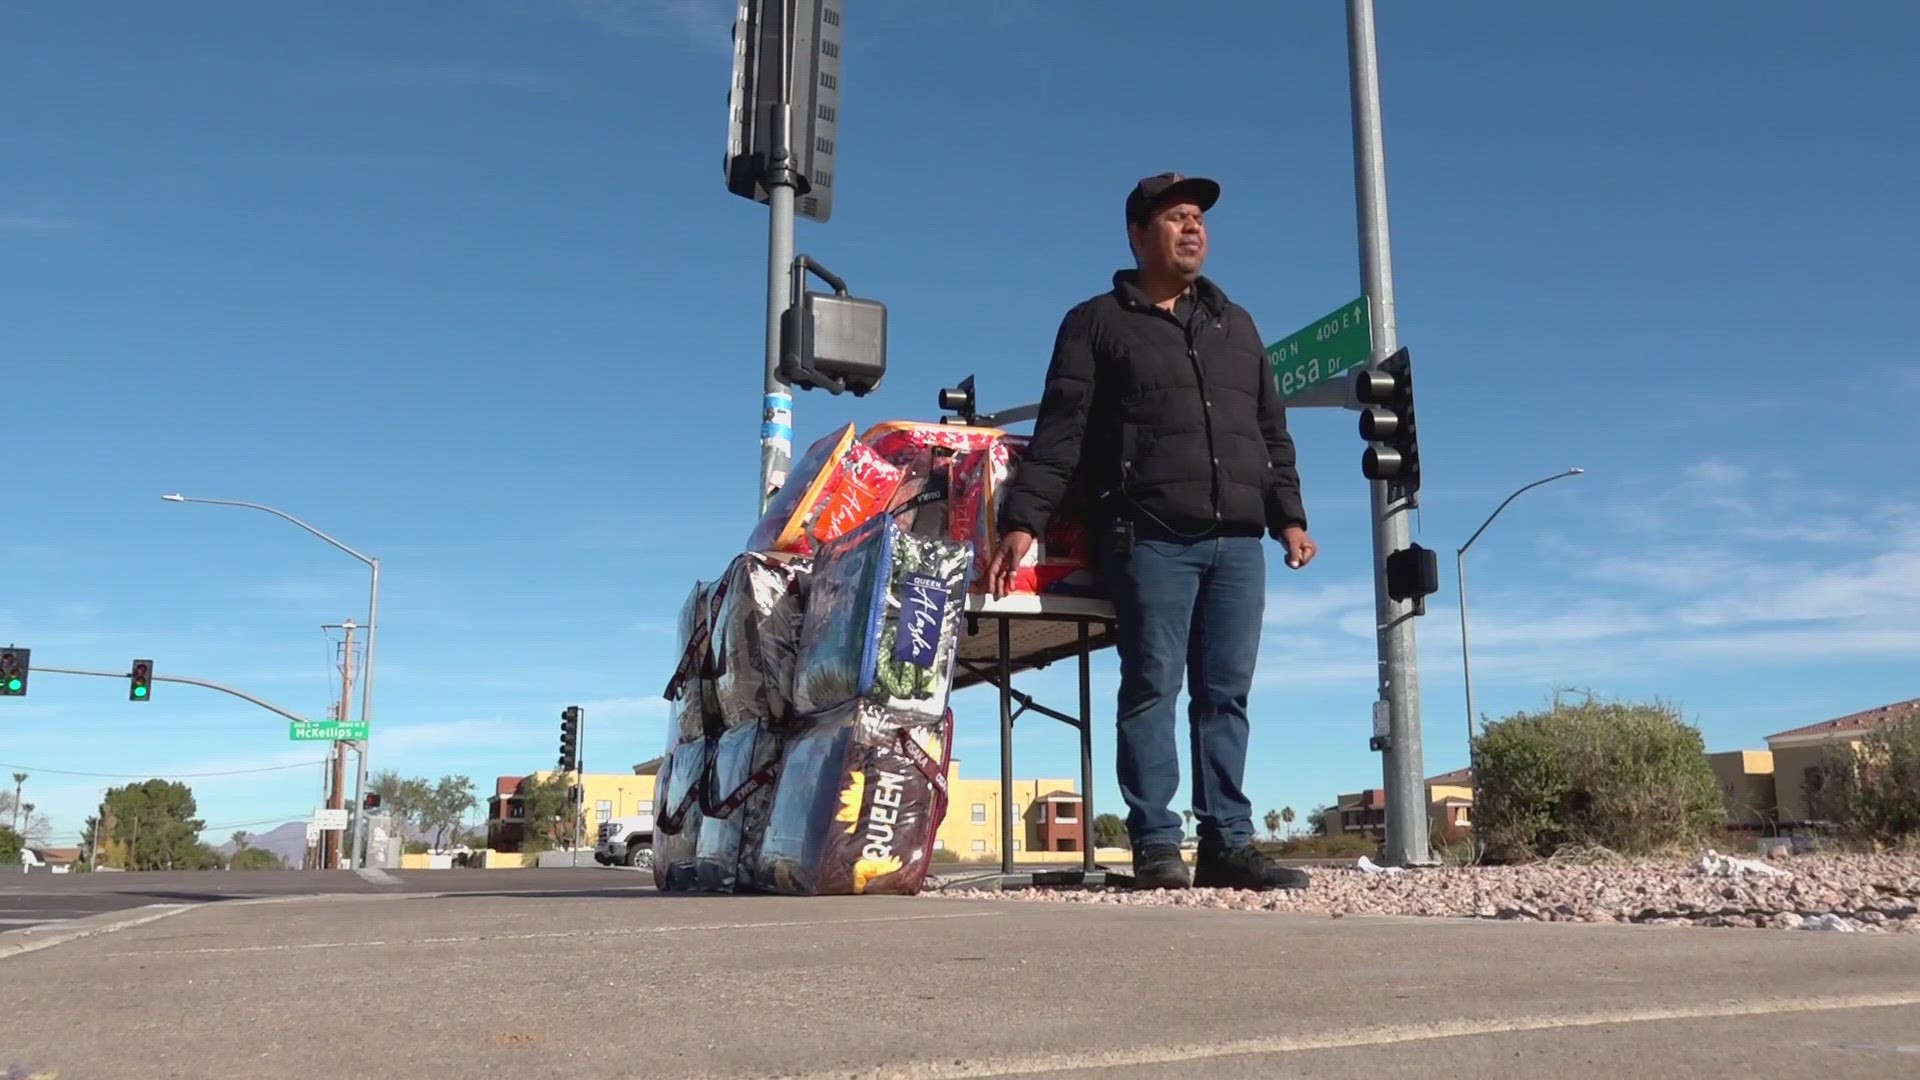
[1346,0,1431,866]
[322,619,356,870]
[9,772,23,832]
[759,0,798,514]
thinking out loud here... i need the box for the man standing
[987,173,1316,891]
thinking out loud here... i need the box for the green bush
[1262,833,1380,860]
[1472,692,1723,861]
[1807,711,1920,844]
[0,825,20,867]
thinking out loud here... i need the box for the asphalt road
[0,866,649,934]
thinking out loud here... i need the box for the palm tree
[1182,809,1194,836]
[1263,809,1282,839]
[9,772,24,831]
[1281,806,1296,838]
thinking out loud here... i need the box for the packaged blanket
[651,733,708,892]
[709,553,808,729]
[664,579,722,742]
[745,701,953,896]
[790,513,973,721]
[745,422,903,556]
[948,435,1098,596]
[858,420,1004,470]
[693,718,783,892]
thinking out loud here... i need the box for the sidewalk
[2,887,1917,1078]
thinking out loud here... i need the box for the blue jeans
[1101,533,1266,853]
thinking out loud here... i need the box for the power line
[0,759,327,779]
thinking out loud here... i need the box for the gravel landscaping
[933,851,1920,932]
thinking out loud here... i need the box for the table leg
[1078,621,1095,874]
[999,616,1014,880]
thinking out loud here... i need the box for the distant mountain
[221,821,309,866]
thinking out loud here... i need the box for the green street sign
[290,720,368,741]
[1268,295,1373,400]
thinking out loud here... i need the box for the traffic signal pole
[1347,0,1432,866]
[759,0,797,515]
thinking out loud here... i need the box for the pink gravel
[930,852,1920,933]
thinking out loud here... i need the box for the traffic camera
[779,255,887,396]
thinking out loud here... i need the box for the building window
[815,136,834,156]
[971,839,987,852]
[821,39,838,58]
[1054,804,1079,823]
[638,799,653,815]
[813,169,832,189]
[817,104,835,123]
[596,800,612,823]
[823,7,840,27]
[1013,841,1022,853]
[971,803,986,824]
[819,72,836,91]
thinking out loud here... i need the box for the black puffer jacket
[998,270,1308,544]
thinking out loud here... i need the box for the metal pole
[1455,468,1584,754]
[351,557,379,869]
[759,0,796,514]
[1457,550,1475,752]
[30,666,314,723]
[1346,0,1429,866]
[574,706,588,864]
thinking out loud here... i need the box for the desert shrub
[1806,711,1920,844]
[1472,692,1723,861]
[1261,832,1380,860]
[0,825,20,867]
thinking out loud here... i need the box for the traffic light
[1385,544,1441,616]
[129,659,154,702]
[0,646,28,697]
[1354,346,1421,498]
[558,705,580,773]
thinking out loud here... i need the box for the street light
[162,493,381,869]
[1456,468,1584,751]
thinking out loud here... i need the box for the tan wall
[1707,750,1778,828]
[1769,740,1869,826]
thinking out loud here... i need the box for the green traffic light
[5,678,20,692]
[133,685,148,698]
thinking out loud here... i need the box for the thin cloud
[563,0,733,50]
[0,214,72,230]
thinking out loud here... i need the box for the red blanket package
[744,701,953,896]
[745,422,903,556]
[948,435,1098,596]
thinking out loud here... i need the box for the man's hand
[985,530,1036,598]
[1279,526,1317,570]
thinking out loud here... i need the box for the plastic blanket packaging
[746,700,953,896]
[744,422,904,556]
[666,579,722,742]
[709,553,809,729]
[858,420,1004,470]
[790,512,973,721]
[652,733,709,892]
[693,719,783,892]
[949,435,1098,596]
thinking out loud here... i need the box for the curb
[0,903,198,961]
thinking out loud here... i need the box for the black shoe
[1193,845,1311,891]
[1125,843,1191,890]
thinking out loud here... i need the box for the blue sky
[3,0,1915,846]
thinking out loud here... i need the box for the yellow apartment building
[486,763,661,851]
[1764,697,1919,827]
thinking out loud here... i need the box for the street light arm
[1457,468,1584,557]
[161,495,375,566]
[30,665,312,724]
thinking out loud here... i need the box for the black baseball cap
[1125,172,1221,226]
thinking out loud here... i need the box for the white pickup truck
[593,814,654,869]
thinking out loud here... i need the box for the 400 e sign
[1268,296,1373,401]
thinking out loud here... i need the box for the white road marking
[797,991,1920,1079]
